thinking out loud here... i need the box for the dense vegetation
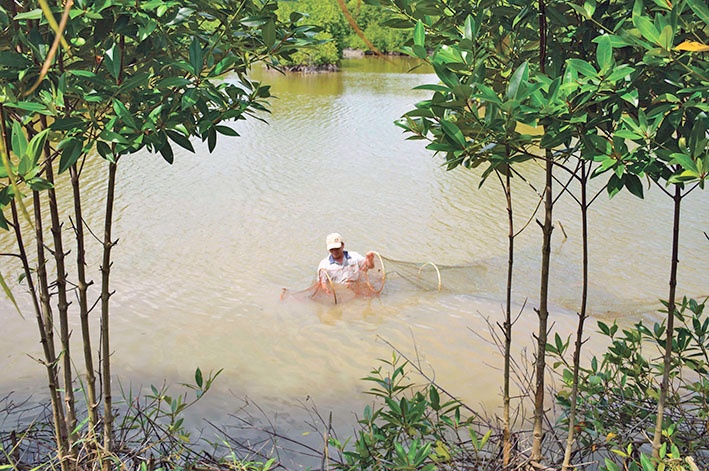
[275,0,412,67]
[1,0,707,469]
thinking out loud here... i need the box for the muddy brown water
[1,56,706,463]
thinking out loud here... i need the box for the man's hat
[326,233,344,250]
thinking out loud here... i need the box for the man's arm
[361,251,375,270]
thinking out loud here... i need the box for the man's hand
[364,251,375,270]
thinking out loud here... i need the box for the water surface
[1,56,706,459]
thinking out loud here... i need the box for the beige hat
[326,233,344,250]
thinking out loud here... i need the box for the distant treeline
[276,0,411,67]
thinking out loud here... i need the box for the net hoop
[418,261,442,291]
[365,251,386,295]
[315,268,338,304]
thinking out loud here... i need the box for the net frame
[364,251,386,295]
[314,268,338,304]
[418,261,442,291]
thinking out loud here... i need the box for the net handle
[315,268,338,304]
[365,251,386,294]
[418,261,442,291]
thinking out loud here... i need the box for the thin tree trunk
[652,184,681,458]
[531,0,550,460]
[42,123,78,443]
[532,149,553,463]
[502,167,514,468]
[101,160,118,452]
[70,162,99,435]
[2,108,70,469]
[562,163,590,470]
[11,200,71,471]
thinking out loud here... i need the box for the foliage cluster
[275,0,412,66]
[550,297,709,470]
[328,353,476,471]
[0,368,279,470]
[328,302,709,471]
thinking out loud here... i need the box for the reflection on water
[0,57,707,456]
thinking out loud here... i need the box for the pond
[1,56,706,464]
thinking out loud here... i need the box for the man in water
[318,233,375,292]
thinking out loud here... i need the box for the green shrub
[328,353,493,470]
[551,297,709,470]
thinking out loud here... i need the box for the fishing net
[280,253,485,305]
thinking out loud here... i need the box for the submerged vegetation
[1,0,708,469]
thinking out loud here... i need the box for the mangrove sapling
[397,16,547,461]
[100,159,118,455]
[40,119,79,447]
[552,297,709,469]
[328,353,477,471]
[499,160,515,468]
[590,0,708,455]
[2,114,72,466]
[69,159,99,438]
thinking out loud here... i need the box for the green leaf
[440,119,466,148]
[166,130,194,153]
[58,138,84,174]
[413,84,451,93]
[633,10,660,45]
[11,121,27,159]
[567,59,598,78]
[14,8,44,20]
[104,43,122,80]
[160,142,174,164]
[138,18,158,41]
[212,54,238,77]
[96,141,115,163]
[658,24,674,51]
[432,63,459,89]
[0,271,23,318]
[51,117,87,131]
[506,62,529,100]
[686,0,709,24]
[640,453,655,471]
[262,20,276,48]
[606,65,635,83]
[189,36,203,75]
[624,174,644,198]
[17,155,33,177]
[112,99,139,130]
[604,458,621,471]
[413,45,427,59]
[195,367,203,388]
[474,83,502,105]
[669,153,698,172]
[27,177,53,191]
[463,15,474,41]
[607,173,623,198]
[241,15,271,27]
[0,51,32,68]
[596,35,613,71]
[429,385,440,410]
[584,0,597,17]
[414,20,425,47]
[26,129,50,165]
[5,101,51,113]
